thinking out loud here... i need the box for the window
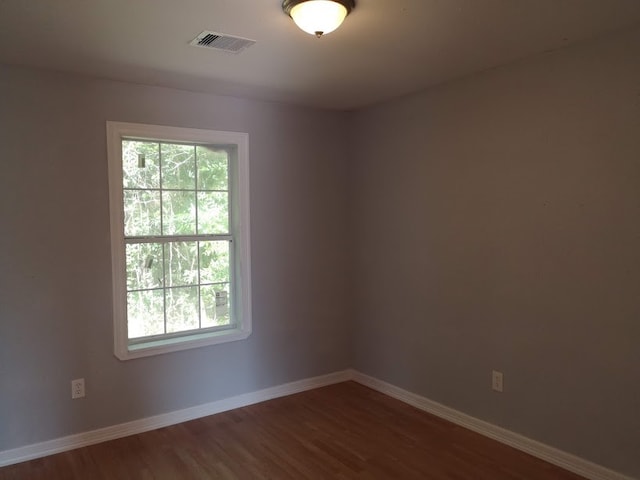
[107,122,251,360]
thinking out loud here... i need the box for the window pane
[126,243,164,290]
[164,241,198,287]
[122,141,160,189]
[128,289,164,339]
[166,286,199,333]
[124,190,161,237]
[161,143,195,190]
[201,284,231,328]
[199,241,230,284]
[197,192,228,234]
[162,191,196,235]
[197,146,228,191]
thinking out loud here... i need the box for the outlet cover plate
[71,378,85,399]
[492,371,504,392]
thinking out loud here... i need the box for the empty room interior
[0,0,639,478]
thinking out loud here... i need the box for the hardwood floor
[0,381,586,479]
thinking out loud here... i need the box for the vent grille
[189,31,256,54]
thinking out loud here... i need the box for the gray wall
[350,27,640,477]
[0,66,352,450]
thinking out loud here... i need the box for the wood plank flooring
[0,381,586,479]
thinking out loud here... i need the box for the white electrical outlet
[492,371,504,392]
[71,378,85,399]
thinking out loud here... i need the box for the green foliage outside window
[122,140,232,339]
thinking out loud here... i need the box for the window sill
[115,327,251,361]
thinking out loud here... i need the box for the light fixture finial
[283,0,355,38]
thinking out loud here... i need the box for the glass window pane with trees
[123,141,232,340]
[107,122,251,360]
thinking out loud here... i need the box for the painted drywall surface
[350,28,640,477]
[0,66,351,450]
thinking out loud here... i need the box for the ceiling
[1,0,639,111]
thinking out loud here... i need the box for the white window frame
[106,121,251,360]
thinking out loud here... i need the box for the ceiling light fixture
[282,0,355,38]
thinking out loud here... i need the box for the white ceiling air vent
[189,31,256,54]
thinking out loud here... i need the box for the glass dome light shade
[289,1,349,37]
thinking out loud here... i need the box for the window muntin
[107,122,251,360]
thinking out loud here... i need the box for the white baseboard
[350,370,635,480]
[0,369,352,468]
[1,369,635,480]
